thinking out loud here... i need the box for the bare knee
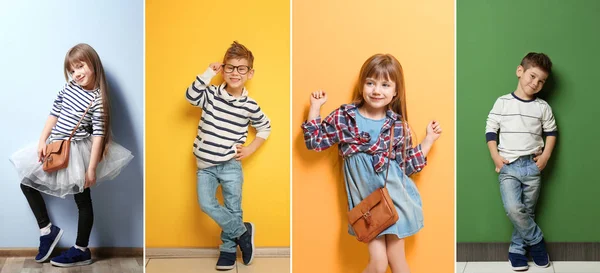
[369,257,388,273]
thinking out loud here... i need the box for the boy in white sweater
[486,52,557,271]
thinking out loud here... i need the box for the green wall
[458,0,600,242]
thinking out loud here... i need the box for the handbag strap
[383,121,395,188]
[67,94,96,141]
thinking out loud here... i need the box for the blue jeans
[498,155,544,255]
[197,159,246,253]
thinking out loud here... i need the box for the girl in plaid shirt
[302,54,442,273]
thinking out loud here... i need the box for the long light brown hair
[63,43,111,158]
[351,54,413,161]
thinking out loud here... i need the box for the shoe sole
[216,261,236,271]
[533,254,551,268]
[50,259,92,267]
[35,229,64,263]
[508,260,528,271]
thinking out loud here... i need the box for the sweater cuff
[486,132,497,142]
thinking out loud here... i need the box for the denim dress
[345,111,424,239]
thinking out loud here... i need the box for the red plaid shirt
[301,104,427,176]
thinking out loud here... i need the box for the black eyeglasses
[222,64,251,75]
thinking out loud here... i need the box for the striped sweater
[186,68,271,169]
[49,81,104,142]
[485,92,557,163]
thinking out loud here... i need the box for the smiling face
[361,76,397,114]
[69,61,95,90]
[515,65,548,99]
[222,58,253,95]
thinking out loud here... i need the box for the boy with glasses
[185,41,271,270]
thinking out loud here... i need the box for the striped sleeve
[541,102,557,136]
[485,98,503,142]
[249,104,271,140]
[50,86,65,117]
[186,67,217,109]
[91,93,105,137]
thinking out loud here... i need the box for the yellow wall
[146,0,290,247]
[292,0,454,272]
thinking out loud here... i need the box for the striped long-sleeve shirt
[186,68,272,169]
[486,92,558,163]
[49,81,105,142]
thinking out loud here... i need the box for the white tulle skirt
[9,137,133,198]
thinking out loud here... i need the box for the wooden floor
[146,257,290,273]
[0,257,143,273]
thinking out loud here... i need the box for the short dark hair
[520,52,552,74]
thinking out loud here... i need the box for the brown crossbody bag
[42,97,95,172]
[347,123,399,243]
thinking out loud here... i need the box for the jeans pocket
[529,158,541,175]
[531,163,541,176]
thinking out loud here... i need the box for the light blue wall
[0,0,143,247]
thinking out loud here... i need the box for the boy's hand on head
[493,156,509,173]
[209,62,223,73]
[235,144,256,161]
[425,120,442,141]
[310,90,327,108]
[533,154,549,171]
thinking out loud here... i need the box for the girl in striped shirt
[10,44,133,267]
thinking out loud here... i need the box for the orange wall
[146,0,290,247]
[292,0,454,272]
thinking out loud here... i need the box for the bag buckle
[362,210,372,225]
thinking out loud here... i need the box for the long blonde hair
[351,54,412,160]
[63,43,111,158]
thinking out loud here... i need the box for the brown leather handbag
[347,123,399,243]
[42,97,94,172]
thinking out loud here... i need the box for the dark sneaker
[508,252,529,271]
[215,251,236,271]
[237,222,255,265]
[50,246,92,267]
[35,225,63,263]
[530,239,550,267]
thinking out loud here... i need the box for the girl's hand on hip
[425,120,442,141]
[209,62,223,73]
[37,142,46,162]
[85,169,97,188]
[310,90,327,108]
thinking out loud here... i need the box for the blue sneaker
[530,239,550,267]
[237,222,255,265]
[50,246,92,267]
[35,225,63,263]
[215,251,236,271]
[508,252,528,271]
